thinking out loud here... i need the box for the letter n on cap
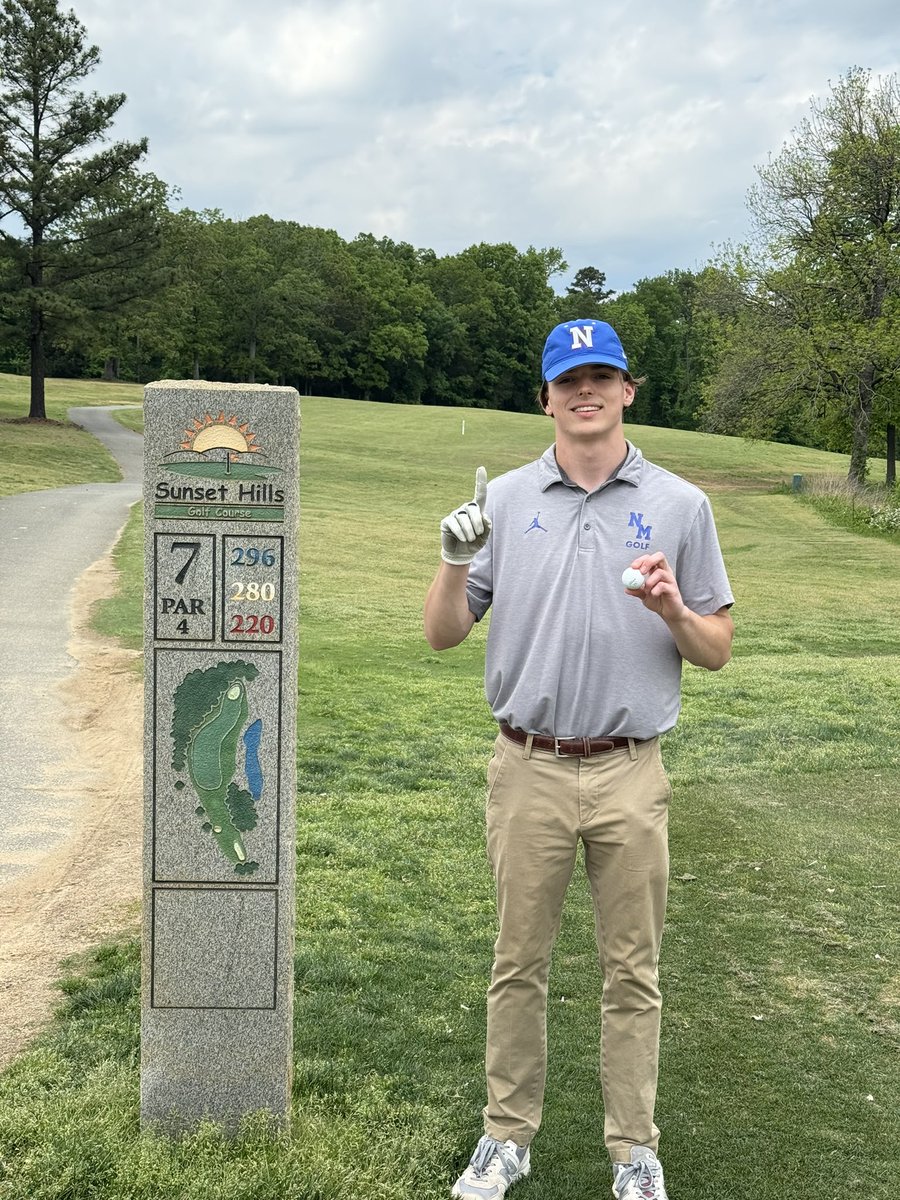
[571,326,594,349]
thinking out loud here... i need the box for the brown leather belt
[499,722,642,758]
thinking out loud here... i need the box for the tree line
[1,0,897,484]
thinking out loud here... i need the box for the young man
[424,320,734,1200]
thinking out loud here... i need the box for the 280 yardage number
[230,581,276,602]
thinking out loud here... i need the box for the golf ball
[621,567,646,590]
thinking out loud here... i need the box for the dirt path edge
[0,553,142,1070]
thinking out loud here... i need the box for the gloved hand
[440,466,491,565]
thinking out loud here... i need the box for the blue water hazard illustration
[243,719,263,801]
[170,661,264,877]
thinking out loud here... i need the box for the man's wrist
[440,549,475,567]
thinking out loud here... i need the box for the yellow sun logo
[180,412,264,464]
[162,409,279,481]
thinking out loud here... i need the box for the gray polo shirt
[466,443,734,739]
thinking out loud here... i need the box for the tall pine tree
[0,0,160,417]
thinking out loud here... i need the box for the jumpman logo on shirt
[525,512,548,533]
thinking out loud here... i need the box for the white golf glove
[440,466,492,565]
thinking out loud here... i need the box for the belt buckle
[554,736,617,758]
[554,736,591,758]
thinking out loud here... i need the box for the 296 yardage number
[230,545,277,567]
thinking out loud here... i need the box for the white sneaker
[451,1134,531,1199]
[612,1146,669,1200]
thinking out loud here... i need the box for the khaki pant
[482,731,671,1162]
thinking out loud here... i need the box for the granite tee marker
[141,382,299,1133]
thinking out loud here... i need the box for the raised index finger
[474,465,488,511]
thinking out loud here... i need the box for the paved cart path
[0,408,144,1067]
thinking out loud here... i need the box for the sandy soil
[0,555,143,1070]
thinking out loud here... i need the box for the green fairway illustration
[171,661,263,876]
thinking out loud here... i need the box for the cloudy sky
[73,0,899,293]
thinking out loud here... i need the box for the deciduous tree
[708,68,900,484]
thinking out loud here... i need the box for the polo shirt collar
[538,441,644,492]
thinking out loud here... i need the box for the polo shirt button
[584,522,591,530]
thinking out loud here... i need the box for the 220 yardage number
[229,614,276,635]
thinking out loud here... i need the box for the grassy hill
[1,369,884,498]
[0,373,143,495]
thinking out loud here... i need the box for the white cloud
[62,0,900,289]
[235,1,386,100]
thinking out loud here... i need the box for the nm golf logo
[626,511,653,549]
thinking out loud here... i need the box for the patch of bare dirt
[0,555,142,1069]
[1,417,67,426]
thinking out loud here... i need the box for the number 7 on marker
[170,541,200,585]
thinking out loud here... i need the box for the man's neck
[554,433,630,492]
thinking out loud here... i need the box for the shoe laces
[616,1152,664,1199]
[469,1135,517,1179]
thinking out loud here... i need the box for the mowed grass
[0,394,898,1199]
[0,372,143,495]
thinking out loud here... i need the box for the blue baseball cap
[542,319,628,381]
